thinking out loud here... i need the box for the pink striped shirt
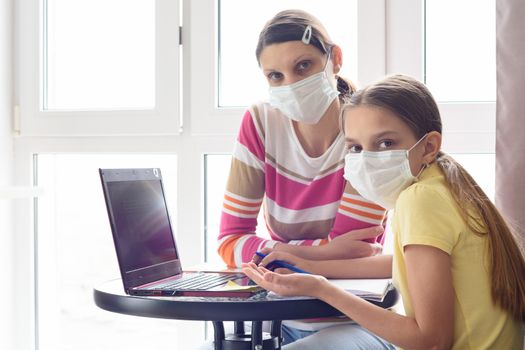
[218,102,386,267]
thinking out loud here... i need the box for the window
[425,0,496,102]
[34,154,205,350]
[386,0,496,156]
[44,0,155,110]
[17,0,181,135]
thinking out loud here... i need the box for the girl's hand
[242,262,329,298]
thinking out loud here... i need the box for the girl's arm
[244,244,454,350]
[257,250,392,278]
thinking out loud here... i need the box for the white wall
[0,0,15,349]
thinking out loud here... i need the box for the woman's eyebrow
[292,54,314,64]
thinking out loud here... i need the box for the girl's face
[259,41,333,87]
[343,105,427,176]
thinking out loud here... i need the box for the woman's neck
[293,100,341,158]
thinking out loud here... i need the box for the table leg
[212,321,225,350]
[234,321,245,335]
[270,320,282,349]
[251,321,263,350]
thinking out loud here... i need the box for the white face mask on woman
[268,53,339,124]
[343,135,428,209]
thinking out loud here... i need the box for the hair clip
[302,25,312,45]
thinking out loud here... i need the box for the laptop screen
[106,179,178,273]
[100,168,182,289]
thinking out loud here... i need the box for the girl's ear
[422,131,442,164]
[331,45,343,74]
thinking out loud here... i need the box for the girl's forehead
[343,106,413,136]
[344,105,397,123]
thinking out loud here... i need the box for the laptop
[99,168,261,297]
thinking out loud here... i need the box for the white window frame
[386,0,495,154]
[16,0,181,136]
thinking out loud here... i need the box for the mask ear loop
[409,134,430,179]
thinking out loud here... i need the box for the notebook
[99,168,262,297]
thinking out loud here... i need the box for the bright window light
[36,154,184,350]
[44,0,155,110]
[425,0,496,102]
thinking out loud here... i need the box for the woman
[215,9,393,348]
[218,9,386,268]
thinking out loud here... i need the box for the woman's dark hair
[342,74,525,321]
[256,9,355,99]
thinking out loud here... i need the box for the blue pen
[254,251,310,274]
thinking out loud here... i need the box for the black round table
[94,279,398,350]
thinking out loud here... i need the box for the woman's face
[343,105,426,177]
[259,41,329,87]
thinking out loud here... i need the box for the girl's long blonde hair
[344,75,525,321]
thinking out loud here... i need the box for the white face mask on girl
[343,135,428,209]
[268,54,339,124]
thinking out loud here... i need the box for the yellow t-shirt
[392,163,522,350]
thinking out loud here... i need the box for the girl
[244,75,525,349]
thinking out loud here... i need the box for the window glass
[452,153,495,200]
[44,0,155,110]
[425,0,495,102]
[36,154,181,350]
[218,0,358,107]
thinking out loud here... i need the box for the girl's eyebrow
[344,131,400,143]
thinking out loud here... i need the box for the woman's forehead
[259,41,324,68]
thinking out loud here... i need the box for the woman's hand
[261,226,384,261]
[256,249,314,274]
[318,226,384,259]
[242,262,329,298]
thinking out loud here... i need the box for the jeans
[281,324,396,350]
[197,322,396,350]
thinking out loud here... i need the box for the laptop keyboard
[158,273,240,291]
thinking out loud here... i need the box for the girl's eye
[346,144,362,153]
[378,140,394,149]
[267,72,283,81]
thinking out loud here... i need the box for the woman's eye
[296,60,311,73]
[346,144,362,153]
[267,72,283,81]
[378,140,394,149]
